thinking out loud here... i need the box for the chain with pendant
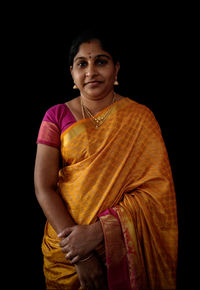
[81,93,117,128]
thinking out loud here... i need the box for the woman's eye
[77,62,87,68]
[96,59,107,65]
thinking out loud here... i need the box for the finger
[58,227,73,238]
[69,255,80,264]
[60,237,70,248]
[80,279,87,290]
[65,251,73,260]
[60,244,70,253]
[65,251,78,262]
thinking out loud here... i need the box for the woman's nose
[85,63,97,77]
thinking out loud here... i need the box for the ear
[70,65,73,77]
[115,61,120,77]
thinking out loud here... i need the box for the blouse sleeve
[36,105,61,149]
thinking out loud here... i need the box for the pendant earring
[73,84,78,89]
[114,80,119,86]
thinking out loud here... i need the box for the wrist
[77,252,95,264]
[92,221,104,243]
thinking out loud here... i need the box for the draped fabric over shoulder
[37,97,178,290]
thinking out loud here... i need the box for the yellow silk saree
[41,97,178,289]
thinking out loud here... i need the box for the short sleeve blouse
[36,104,76,149]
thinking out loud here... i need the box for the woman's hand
[75,254,107,290]
[58,222,104,264]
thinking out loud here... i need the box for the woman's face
[70,39,120,100]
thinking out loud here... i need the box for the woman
[34,29,178,290]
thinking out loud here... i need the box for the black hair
[68,28,120,66]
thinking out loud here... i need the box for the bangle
[78,253,95,263]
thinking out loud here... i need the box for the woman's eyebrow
[95,54,111,59]
[74,54,111,63]
[73,56,86,63]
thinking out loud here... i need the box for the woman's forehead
[75,39,110,59]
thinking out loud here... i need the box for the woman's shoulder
[44,102,73,120]
[125,98,161,133]
[125,97,154,117]
[44,103,67,119]
[43,102,76,130]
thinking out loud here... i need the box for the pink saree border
[99,209,133,290]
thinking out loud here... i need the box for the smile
[84,81,103,86]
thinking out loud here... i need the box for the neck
[80,91,115,116]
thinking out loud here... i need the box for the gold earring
[73,84,78,89]
[114,80,119,85]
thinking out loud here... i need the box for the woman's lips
[85,81,103,87]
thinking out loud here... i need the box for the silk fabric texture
[38,97,178,289]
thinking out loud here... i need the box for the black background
[4,4,194,289]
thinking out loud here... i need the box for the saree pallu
[41,97,178,289]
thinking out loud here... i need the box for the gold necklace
[81,93,117,128]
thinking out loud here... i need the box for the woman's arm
[35,144,104,264]
[34,144,103,250]
[34,144,75,233]
[34,144,106,289]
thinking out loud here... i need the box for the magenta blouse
[37,104,77,149]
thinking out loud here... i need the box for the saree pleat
[41,97,178,289]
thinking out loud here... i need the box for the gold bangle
[79,253,94,263]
